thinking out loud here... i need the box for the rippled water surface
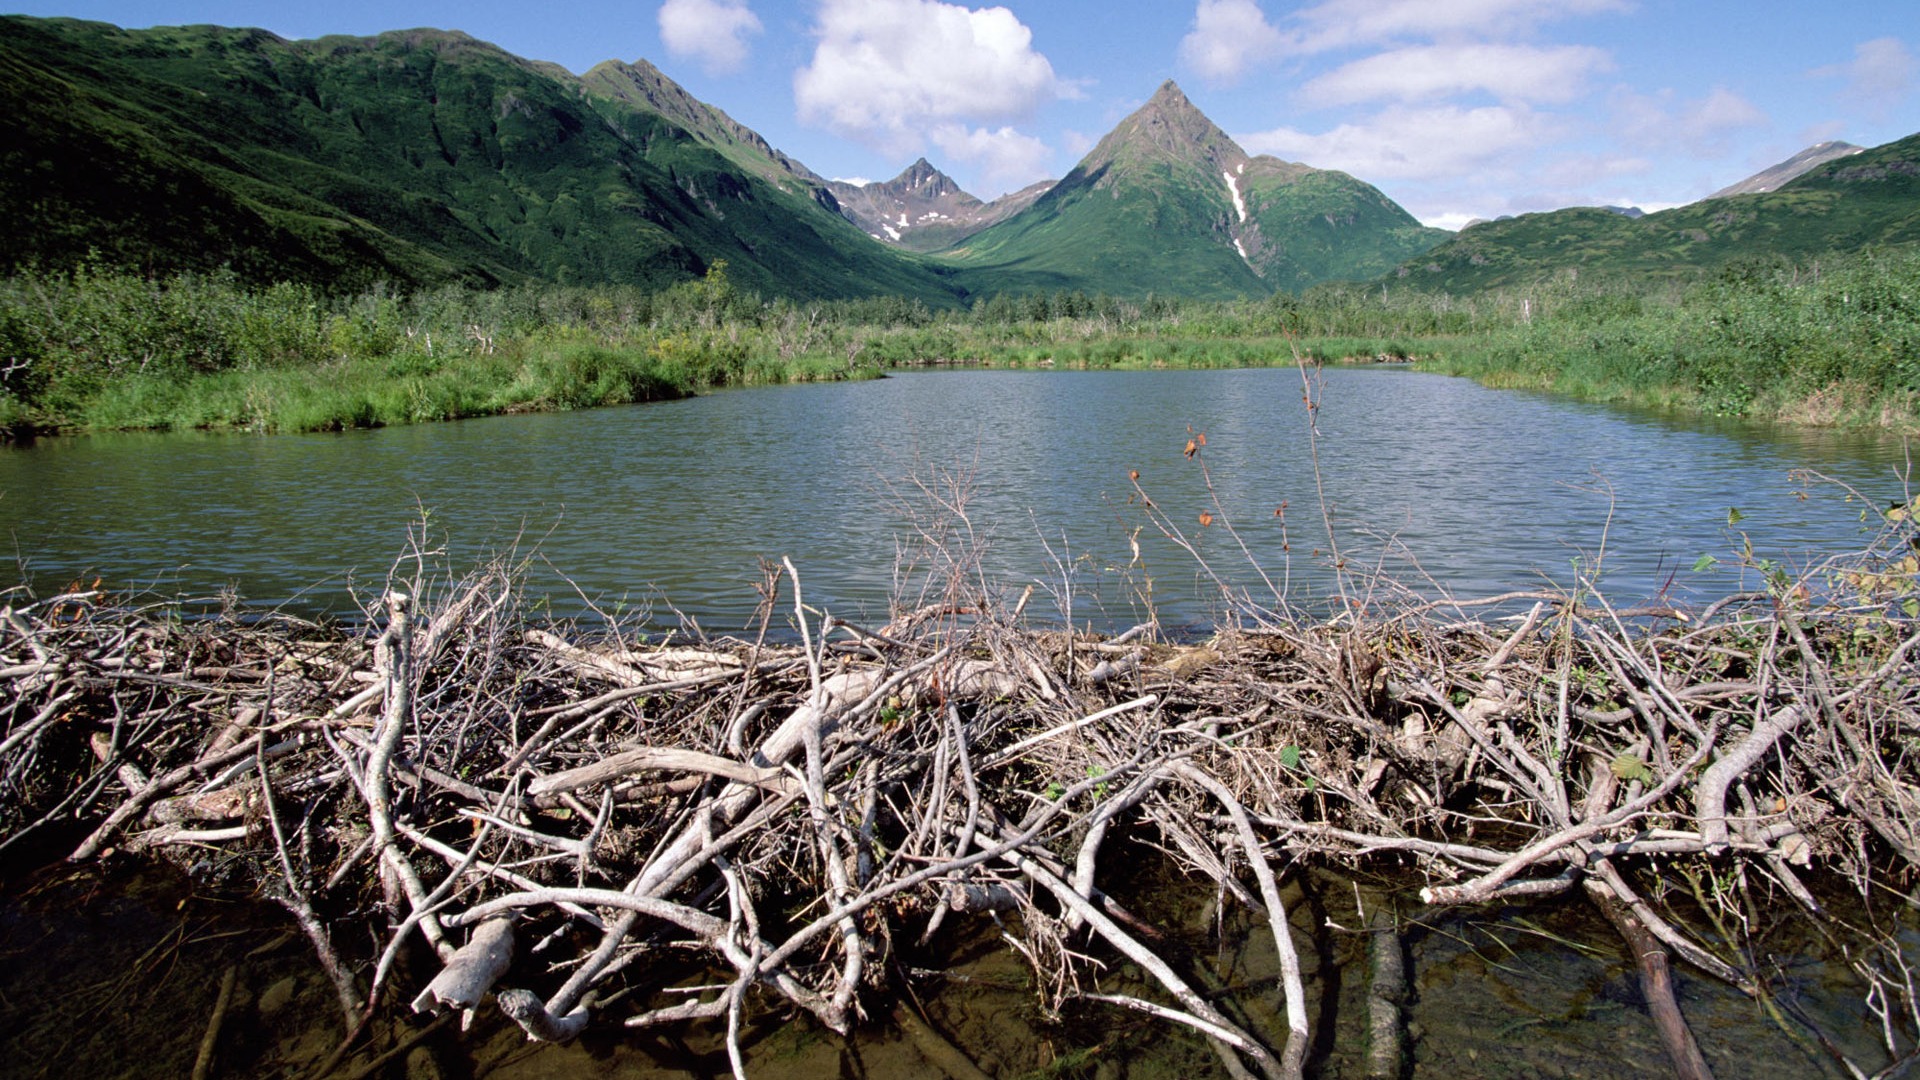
[1,368,1909,627]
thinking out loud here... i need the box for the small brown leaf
[1129,469,1140,481]
[1198,511,1214,527]
[1183,439,1198,459]
[1195,432,1207,447]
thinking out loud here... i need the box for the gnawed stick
[1010,849,1286,1080]
[1175,763,1309,1080]
[413,917,515,1022]
[527,746,796,798]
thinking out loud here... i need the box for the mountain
[944,82,1447,298]
[827,160,1047,253]
[1398,131,1920,292]
[1706,140,1864,199]
[0,17,1450,303]
[579,58,834,200]
[0,16,961,302]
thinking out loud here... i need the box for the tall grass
[1424,250,1920,428]
[3,249,1914,437]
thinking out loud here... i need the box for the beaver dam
[3,502,1918,1079]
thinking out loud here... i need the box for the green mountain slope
[943,82,1268,299]
[943,82,1446,298]
[1400,132,1920,293]
[0,17,960,302]
[1235,158,1451,291]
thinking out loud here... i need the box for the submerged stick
[1587,878,1717,1080]
[1364,909,1406,1080]
[189,964,239,1080]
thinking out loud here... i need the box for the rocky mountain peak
[1081,79,1246,182]
[888,157,961,197]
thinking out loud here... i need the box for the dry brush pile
[3,499,1919,1079]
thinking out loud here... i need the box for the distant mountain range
[0,15,1914,302]
[1402,133,1920,292]
[828,159,1049,253]
[0,17,957,302]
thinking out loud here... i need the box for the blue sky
[9,1,1917,228]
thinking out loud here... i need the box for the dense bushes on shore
[1,249,1914,437]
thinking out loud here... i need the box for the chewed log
[413,917,516,1018]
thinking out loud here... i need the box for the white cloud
[930,124,1054,193]
[1178,0,1285,83]
[795,0,1064,152]
[1303,44,1612,106]
[1287,0,1632,52]
[1535,153,1650,189]
[657,0,763,74]
[1241,104,1550,180]
[1811,37,1917,116]
[1611,86,1768,156]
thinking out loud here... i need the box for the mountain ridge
[1706,140,1865,200]
[826,159,1047,252]
[943,81,1448,297]
[26,15,1903,304]
[0,16,970,302]
[1397,131,1920,292]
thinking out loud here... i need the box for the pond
[0,367,1909,629]
[2,366,1914,1079]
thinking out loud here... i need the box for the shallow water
[1,369,1909,630]
[1,859,1897,1079]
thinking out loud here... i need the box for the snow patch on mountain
[1224,171,1247,223]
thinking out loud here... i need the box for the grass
[3,247,1915,438]
[69,344,875,434]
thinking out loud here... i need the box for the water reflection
[1,369,1908,629]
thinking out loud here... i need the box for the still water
[0,368,1909,628]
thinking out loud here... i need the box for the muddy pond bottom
[0,858,1891,1080]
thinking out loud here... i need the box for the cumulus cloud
[930,124,1054,193]
[657,0,763,74]
[1811,37,1917,116]
[795,0,1064,151]
[1177,0,1286,83]
[1611,86,1768,156]
[1242,104,1550,179]
[1303,44,1612,106]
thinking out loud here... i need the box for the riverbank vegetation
[2,481,1917,1077]
[1,248,1915,438]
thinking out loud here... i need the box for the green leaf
[1727,507,1745,525]
[1279,745,1302,770]
[1692,553,1719,573]
[1609,754,1655,784]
